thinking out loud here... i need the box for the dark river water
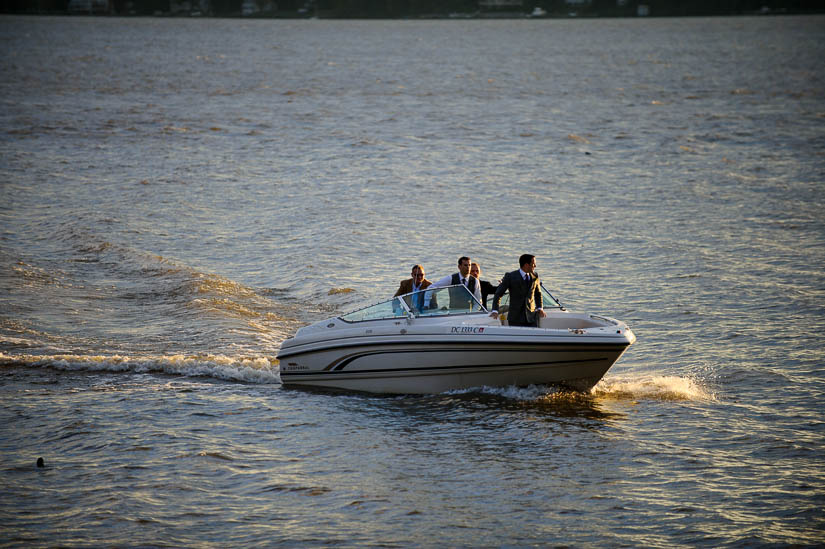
[1,14,824,547]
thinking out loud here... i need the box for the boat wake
[593,374,714,401]
[446,374,714,402]
[1,351,710,403]
[0,352,280,384]
[2,349,711,403]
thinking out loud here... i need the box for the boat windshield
[540,284,563,308]
[494,283,563,313]
[340,285,485,323]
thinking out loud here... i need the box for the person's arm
[481,280,497,296]
[428,274,452,289]
[489,274,510,317]
[534,277,546,317]
[393,281,406,297]
[424,275,451,307]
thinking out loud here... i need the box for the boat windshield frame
[485,282,563,313]
[339,284,487,323]
[540,284,563,309]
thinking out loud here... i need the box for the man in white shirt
[429,256,483,306]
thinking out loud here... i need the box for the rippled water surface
[1,14,824,547]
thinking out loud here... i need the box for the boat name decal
[450,327,485,334]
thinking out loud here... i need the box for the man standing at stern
[490,254,546,327]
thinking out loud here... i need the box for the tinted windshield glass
[340,297,409,323]
[494,284,562,312]
[540,285,562,308]
[340,285,484,323]
[407,285,485,317]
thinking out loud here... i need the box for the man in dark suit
[490,254,546,327]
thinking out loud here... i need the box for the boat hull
[278,338,632,394]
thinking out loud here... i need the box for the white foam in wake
[0,352,281,383]
[592,374,714,401]
[446,384,562,400]
[445,375,713,402]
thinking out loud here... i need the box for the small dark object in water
[36,457,44,468]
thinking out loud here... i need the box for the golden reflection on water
[593,375,715,402]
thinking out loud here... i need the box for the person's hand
[538,309,547,318]
[489,311,499,319]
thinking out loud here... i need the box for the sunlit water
[1,14,824,547]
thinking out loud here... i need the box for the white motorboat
[277,284,635,394]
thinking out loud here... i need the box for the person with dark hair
[394,264,431,297]
[470,262,498,310]
[490,254,546,327]
[429,256,482,305]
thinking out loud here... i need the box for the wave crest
[445,374,713,402]
[592,374,714,401]
[0,352,281,384]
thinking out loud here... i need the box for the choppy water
[1,14,824,547]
